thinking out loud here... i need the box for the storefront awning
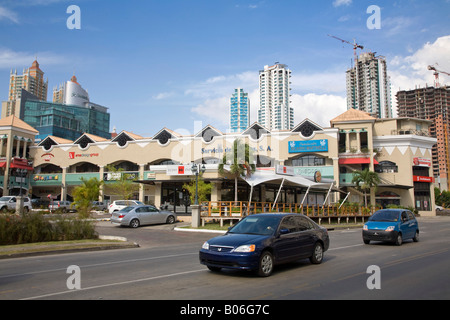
[339,158,379,165]
[10,162,34,170]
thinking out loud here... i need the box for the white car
[0,196,32,213]
[108,200,144,214]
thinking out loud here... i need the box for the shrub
[0,213,98,245]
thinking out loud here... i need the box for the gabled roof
[0,115,39,134]
[195,125,222,142]
[152,128,180,144]
[38,135,73,147]
[292,119,323,133]
[330,108,376,124]
[73,133,108,144]
[242,122,270,140]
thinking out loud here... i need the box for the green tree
[183,173,212,204]
[351,168,380,207]
[218,139,256,202]
[72,177,103,218]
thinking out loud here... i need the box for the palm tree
[218,139,256,202]
[72,177,103,218]
[351,168,380,207]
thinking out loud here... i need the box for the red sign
[178,166,185,174]
[413,158,431,167]
[413,175,434,183]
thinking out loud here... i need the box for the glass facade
[230,88,249,133]
[23,100,110,141]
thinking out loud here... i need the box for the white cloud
[0,6,18,23]
[152,92,174,100]
[291,93,347,127]
[389,35,450,91]
[0,48,68,69]
[333,0,352,8]
[388,35,450,116]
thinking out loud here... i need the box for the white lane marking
[21,269,206,300]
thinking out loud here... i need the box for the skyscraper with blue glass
[230,88,250,133]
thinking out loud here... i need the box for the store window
[291,155,325,167]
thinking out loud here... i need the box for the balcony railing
[202,201,380,225]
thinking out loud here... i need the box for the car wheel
[130,219,140,228]
[166,215,175,224]
[310,242,324,264]
[413,230,419,242]
[23,207,29,213]
[395,233,403,246]
[363,239,370,245]
[257,251,274,277]
[1,206,7,213]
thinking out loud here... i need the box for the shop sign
[42,153,55,162]
[275,165,294,176]
[413,175,434,183]
[103,172,138,181]
[413,158,431,167]
[166,165,194,176]
[34,175,60,181]
[289,140,328,153]
[69,152,100,159]
[294,166,334,179]
[201,145,272,154]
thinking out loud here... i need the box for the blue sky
[1,0,449,137]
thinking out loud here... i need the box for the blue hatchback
[363,209,419,246]
[199,213,329,277]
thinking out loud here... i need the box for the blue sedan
[363,209,419,245]
[199,213,330,277]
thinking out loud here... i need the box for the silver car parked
[111,205,177,228]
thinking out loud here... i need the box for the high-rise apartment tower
[258,63,293,131]
[346,52,392,118]
[8,60,48,101]
[230,88,250,133]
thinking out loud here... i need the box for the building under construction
[396,85,450,190]
[346,52,393,119]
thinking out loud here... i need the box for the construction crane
[328,34,364,67]
[428,65,450,87]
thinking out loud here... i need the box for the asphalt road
[1,217,449,302]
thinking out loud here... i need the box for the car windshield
[369,210,400,222]
[228,216,280,236]
[0,197,12,201]
[119,206,136,213]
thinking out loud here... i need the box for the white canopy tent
[242,171,335,209]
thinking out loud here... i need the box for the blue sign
[289,140,328,153]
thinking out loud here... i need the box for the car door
[399,211,413,239]
[407,211,418,237]
[273,216,300,262]
[148,205,164,224]
[136,206,152,225]
[293,216,316,258]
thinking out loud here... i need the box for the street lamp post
[191,163,206,205]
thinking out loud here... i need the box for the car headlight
[202,242,209,250]
[233,244,256,253]
[385,226,395,232]
[363,224,368,231]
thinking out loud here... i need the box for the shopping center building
[0,108,438,216]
